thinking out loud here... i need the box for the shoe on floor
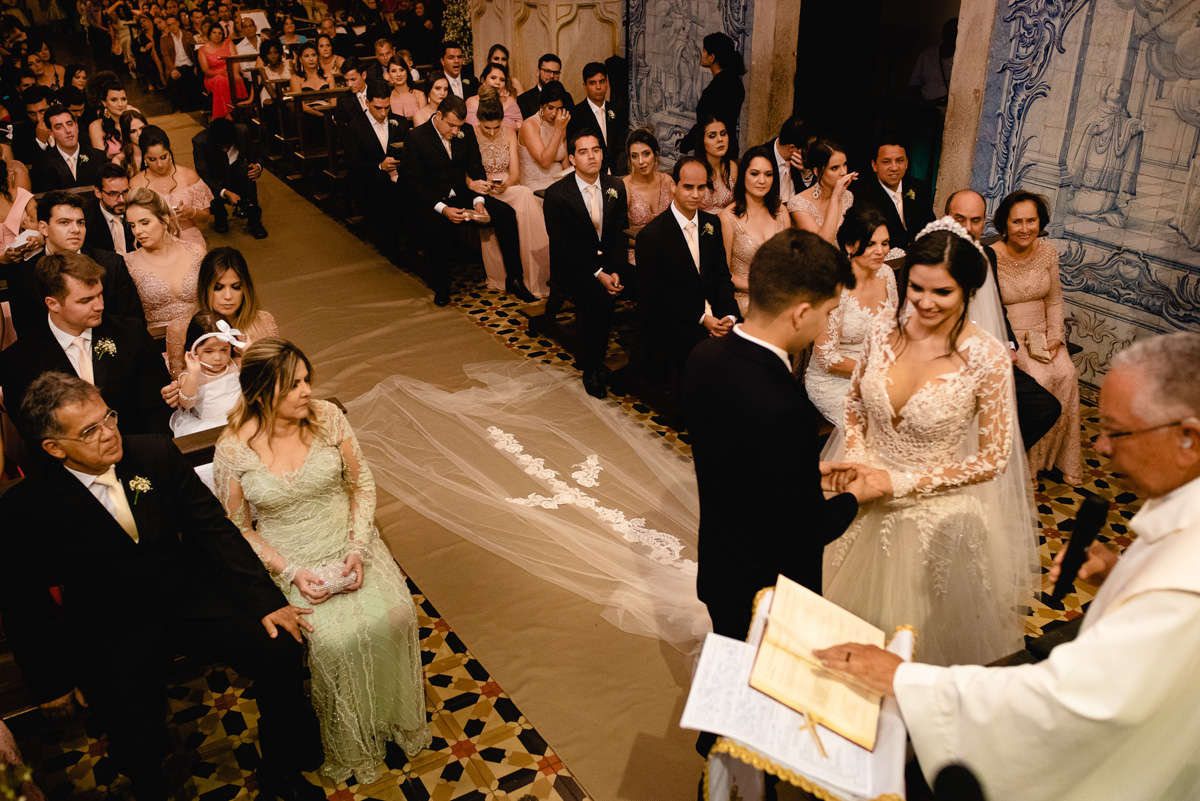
[250,222,269,239]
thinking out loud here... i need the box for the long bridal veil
[347,361,711,652]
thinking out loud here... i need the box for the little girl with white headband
[170,313,249,437]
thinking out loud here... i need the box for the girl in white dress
[171,313,247,437]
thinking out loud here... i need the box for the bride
[822,218,1038,666]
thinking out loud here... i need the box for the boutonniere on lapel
[94,338,117,359]
[455,130,465,139]
[606,108,615,120]
[606,187,618,200]
[128,476,152,505]
[388,118,399,127]
[905,188,916,200]
[702,222,714,236]
[79,153,90,164]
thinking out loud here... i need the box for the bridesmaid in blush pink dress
[386,57,425,120]
[718,146,790,316]
[696,115,737,214]
[622,128,674,264]
[130,126,213,250]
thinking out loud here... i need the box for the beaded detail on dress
[125,239,205,374]
[478,134,509,178]
[787,189,854,231]
[701,171,734,213]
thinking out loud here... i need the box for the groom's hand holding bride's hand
[262,606,315,643]
[820,462,893,503]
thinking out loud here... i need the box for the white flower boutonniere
[702,222,714,236]
[94,338,117,359]
[606,187,618,200]
[128,476,152,505]
[455,130,465,139]
[79,153,90,164]
[606,108,615,120]
[388,118,399,127]
[905,188,916,200]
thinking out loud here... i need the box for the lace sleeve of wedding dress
[841,324,872,460]
[322,400,378,562]
[811,290,845,371]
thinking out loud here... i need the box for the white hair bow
[190,318,249,354]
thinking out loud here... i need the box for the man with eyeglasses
[0,371,326,801]
[0,251,172,449]
[85,163,136,254]
[809,331,1200,801]
[517,52,573,119]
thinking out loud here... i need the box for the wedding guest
[464,64,521,129]
[0,252,171,441]
[27,49,65,90]
[315,33,345,77]
[516,52,572,119]
[719,145,790,316]
[346,79,411,260]
[58,87,88,124]
[684,228,866,642]
[851,136,934,250]
[257,39,293,110]
[160,14,200,111]
[406,1,439,64]
[788,137,856,245]
[170,311,244,436]
[213,338,431,783]
[10,86,53,165]
[946,188,1062,447]
[197,246,278,344]
[123,186,205,375]
[517,80,569,192]
[817,332,1200,801]
[695,114,736,213]
[85,163,135,254]
[64,63,89,93]
[333,61,367,123]
[85,72,128,156]
[0,371,325,801]
[990,190,1081,485]
[437,39,476,99]
[197,21,247,120]
[681,32,744,155]
[130,125,213,249]
[543,131,628,398]
[622,128,674,263]
[758,116,811,203]
[32,104,105,192]
[363,36,393,82]
[116,108,148,177]
[803,205,896,427]
[277,15,307,56]
[412,74,447,126]
[386,55,425,120]
[192,117,269,238]
[474,96,550,297]
[233,16,263,82]
[485,43,524,94]
[567,61,627,175]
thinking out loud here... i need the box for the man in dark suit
[334,62,369,123]
[0,372,324,801]
[403,95,533,305]
[945,188,1062,447]
[566,61,628,176]
[683,229,880,639]
[543,131,629,398]
[635,156,740,402]
[85,164,136,254]
[32,105,105,193]
[0,252,171,443]
[363,37,394,83]
[757,116,811,204]
[160,14,201,111]
[517,52,573,119]
[851,136,935,251]
[437,39,477,100]
[192,117,269,238]
[10,85,53,165]
[346,80,411,259]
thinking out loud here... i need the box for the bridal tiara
[914,215,990,265]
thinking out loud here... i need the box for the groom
[683,229,886,641]
[0,373,325,801]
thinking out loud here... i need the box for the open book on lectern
[748,574,886,751]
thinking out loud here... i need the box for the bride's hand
[342,551,364,592]
[819,461,857,493]
[292,569,331,604]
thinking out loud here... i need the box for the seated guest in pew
[314,34,345,79]
[333,61,367,123]
[517,52,572,120]
[816,332,1200,801]
[0,371,325,801]
[0,252,172,442]
[170,311,245,436]
[86,73,130,158]
[464,64,521,130]
[130,126,213,251]
[85,163,135,255]
[192,116,269,239]
[31,104,106,193]
[197,246,279,345]
[404,94,533,305]
[622,128,675,264]
[413,75,448,127]
[542,131,628,399]
[346,79,411,261]
[437,39,477,100]
[364,36,394,83]
[517,79,571,193]
[6,190,144,337]
[11,86,54,166]
[386,55,426,121]
[567,61,627,175]
[849,135,934,251]
[485,43,524,94]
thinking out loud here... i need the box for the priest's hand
[262,605,315,643]
[1048,541,1117,587]
[813,643,903,697]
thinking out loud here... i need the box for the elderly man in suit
[566,61,627,175]
[32,105,105,192]
[543,131,629,398]
[85,163,135,255]
[0,371,325,801]
[192,117,269,238]
[851,136,935,250]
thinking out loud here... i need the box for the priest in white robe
[814,330,1200,801]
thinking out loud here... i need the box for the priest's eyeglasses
[58,409,119,444]
[1094,419,1186,442]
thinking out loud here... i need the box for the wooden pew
[283,88,349,179]
[222,53,261,124]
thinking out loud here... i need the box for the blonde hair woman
[123,186,205,375]
[212,339,430,784]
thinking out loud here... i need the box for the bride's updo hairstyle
[124,186,182,239]
[228,337,320,445]
[900,228,988,355]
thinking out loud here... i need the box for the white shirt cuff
[434,202,447,214]
[473,196,485,207]
[699,300,714,324]
[594,267,604,277]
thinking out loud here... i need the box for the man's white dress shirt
[732,325,790,373]
[879,179,905,226]
[445,72,464,98]
[586,98,608,146]
[774,141,794,203]
[172,32,193,67]
[575,172,606,276]
[48,314,92,380]
[57,145,80,179]
[894,474,1200,801]
[670,202,717,323]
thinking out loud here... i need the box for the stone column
[744,0,800,148]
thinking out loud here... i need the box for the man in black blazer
[683,229,882,639]
[333,62,369,124]
[0,252,172,444]
[192,117,269,238]
[851,137,935,251]
[635,156,740,396]
[10,85,53,166]
[403,95,532,305]
[517,52,573,118]
[85,164,136,254]
[31,105,105,193]
[0,373,324,801]
[437,39,477,100]
[542,131,629,398]
[566,61,628,175]
[346,80,411,260]
[757,116,811,204]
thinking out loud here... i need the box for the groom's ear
[790,300,814,330]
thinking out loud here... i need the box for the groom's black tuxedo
[0,436,322,794]
[683,332,859,638]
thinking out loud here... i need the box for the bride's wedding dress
[823,316,1038,666]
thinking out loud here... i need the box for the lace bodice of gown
[625,172,674,228]
[164,179,215,227]
[701,171,734,213]
[845,316,1014,498]
[787,189,854,231]
[478,133,510,179]
[241,309,280,345]
[124,239,205,374]
[518,116,565,191]
[812,266,898,370]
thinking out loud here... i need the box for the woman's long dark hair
[897,229,988,357]
[731,145,780,218]
[694,112,737,186]
[294,43,326,81]
[703,32,745,76]
[137,124,180,194]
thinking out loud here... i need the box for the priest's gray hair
[21,371,101,440]
[1110,332,1200,421]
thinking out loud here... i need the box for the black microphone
[1048,492,1109,602]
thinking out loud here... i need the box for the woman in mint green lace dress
[213,338,430,784]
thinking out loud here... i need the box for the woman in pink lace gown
[718,146,790,316]
[130,126,213,250]
[696,114,737,214]
[990,191,1081,485]
[788,138,856,244]
[197,22,247,120]
[124,187,206,376]
[622,129,674,264]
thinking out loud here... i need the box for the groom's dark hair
[748,229,854,315]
